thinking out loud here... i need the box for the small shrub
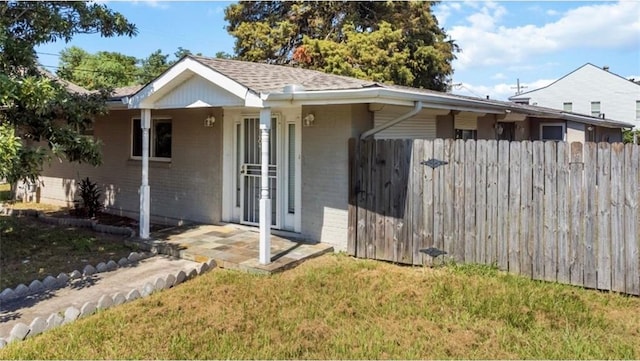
[78,177,101,217]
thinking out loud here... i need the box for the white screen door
[240,117,278,226]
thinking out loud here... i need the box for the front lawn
[1,254,638,359]
[0,216,136,290]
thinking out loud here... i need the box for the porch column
[139,108,151,239]
[259,107,271,264]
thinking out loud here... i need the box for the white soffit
[155,76,244,109]
[129,57,262,109]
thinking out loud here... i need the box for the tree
[137,49,170,85]
[0,2,136,193]
[58,47,205,88]
[225,1,458,91]
[58,46,138,90]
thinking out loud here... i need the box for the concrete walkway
[0,256,200,340]
[0,222,334,345]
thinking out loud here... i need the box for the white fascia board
[264,88,507,114]
[129,57,256,109]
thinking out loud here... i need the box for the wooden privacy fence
[347,138,640,295]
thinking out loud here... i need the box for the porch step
[135,224,334,275]
[178,243,334,275]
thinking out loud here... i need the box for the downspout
[360,101,423,140]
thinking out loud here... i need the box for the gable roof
[122,55,634,128]
[39,67,92,95]
[191,55,378,93]
[509,63,640,100]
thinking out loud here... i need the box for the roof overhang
[264,87,508,114]
[501,105,635,129]
[128,57,263,109]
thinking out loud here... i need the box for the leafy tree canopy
[225,1,458,91]
[0,1,136,187]
[58,46,138,90]
[58,46,208,88]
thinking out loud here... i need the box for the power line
[39,64,141,77]
[36,51,61,57]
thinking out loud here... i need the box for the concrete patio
[140,224,334,274]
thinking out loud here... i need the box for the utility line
[39,64,142,77]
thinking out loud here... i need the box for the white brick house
[510,63,640,131]
[35,56,633,253]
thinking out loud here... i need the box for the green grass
[0,182,10,201]
[0,216,136,290]
[1,254,638,359]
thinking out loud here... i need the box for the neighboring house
[34,56,634,252]
[509,63,640,130]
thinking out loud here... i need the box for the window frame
[562,102,573,112]
[539,122,566,141]
[131,116,173,161]
[455,129,477,141]
[590,101,601,117]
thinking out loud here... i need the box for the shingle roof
[39,67,92,95]
[117,55,632,128]
[110,85,144,99]
[190,55,379,93]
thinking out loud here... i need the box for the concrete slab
[144,224,334,274]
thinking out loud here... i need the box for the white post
[259,108,271,264]
[139,109,151,239]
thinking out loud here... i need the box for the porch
[142,224,334,274]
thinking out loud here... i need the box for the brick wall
[38,107,223,225]
[300,104,372,250]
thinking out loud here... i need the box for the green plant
[78,177,101,217]
[622,129,640,144]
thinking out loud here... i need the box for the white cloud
[492,72,506,80]
[207,6,225,17]
[131,0,169,9]
[450,1,640,70]
[546,9,559,16]
[451,78,555,101]
[434,4,453,26]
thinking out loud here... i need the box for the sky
[36,0,640,101]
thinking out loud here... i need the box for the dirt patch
[0,216,137,290]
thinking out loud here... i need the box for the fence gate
[347,138,640,296]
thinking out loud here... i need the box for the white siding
[454,112,479,130]
[156,76,243,109]
[511,64,640,128]
[373,105,436,139]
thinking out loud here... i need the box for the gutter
[360,101,423,140]
[559,113,635,129]
[265,88,507,114]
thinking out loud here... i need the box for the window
[591,101,601,117]
[636,100,640,121]
[455,129,477,140]
[132,118,172,159]
[563,102,572,112]
[540,123,565,141]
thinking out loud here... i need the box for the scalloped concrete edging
[0,258,217,347]
[0,251,153,304]
[0,204,135,237]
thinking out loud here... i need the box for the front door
[239,116,278,226]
